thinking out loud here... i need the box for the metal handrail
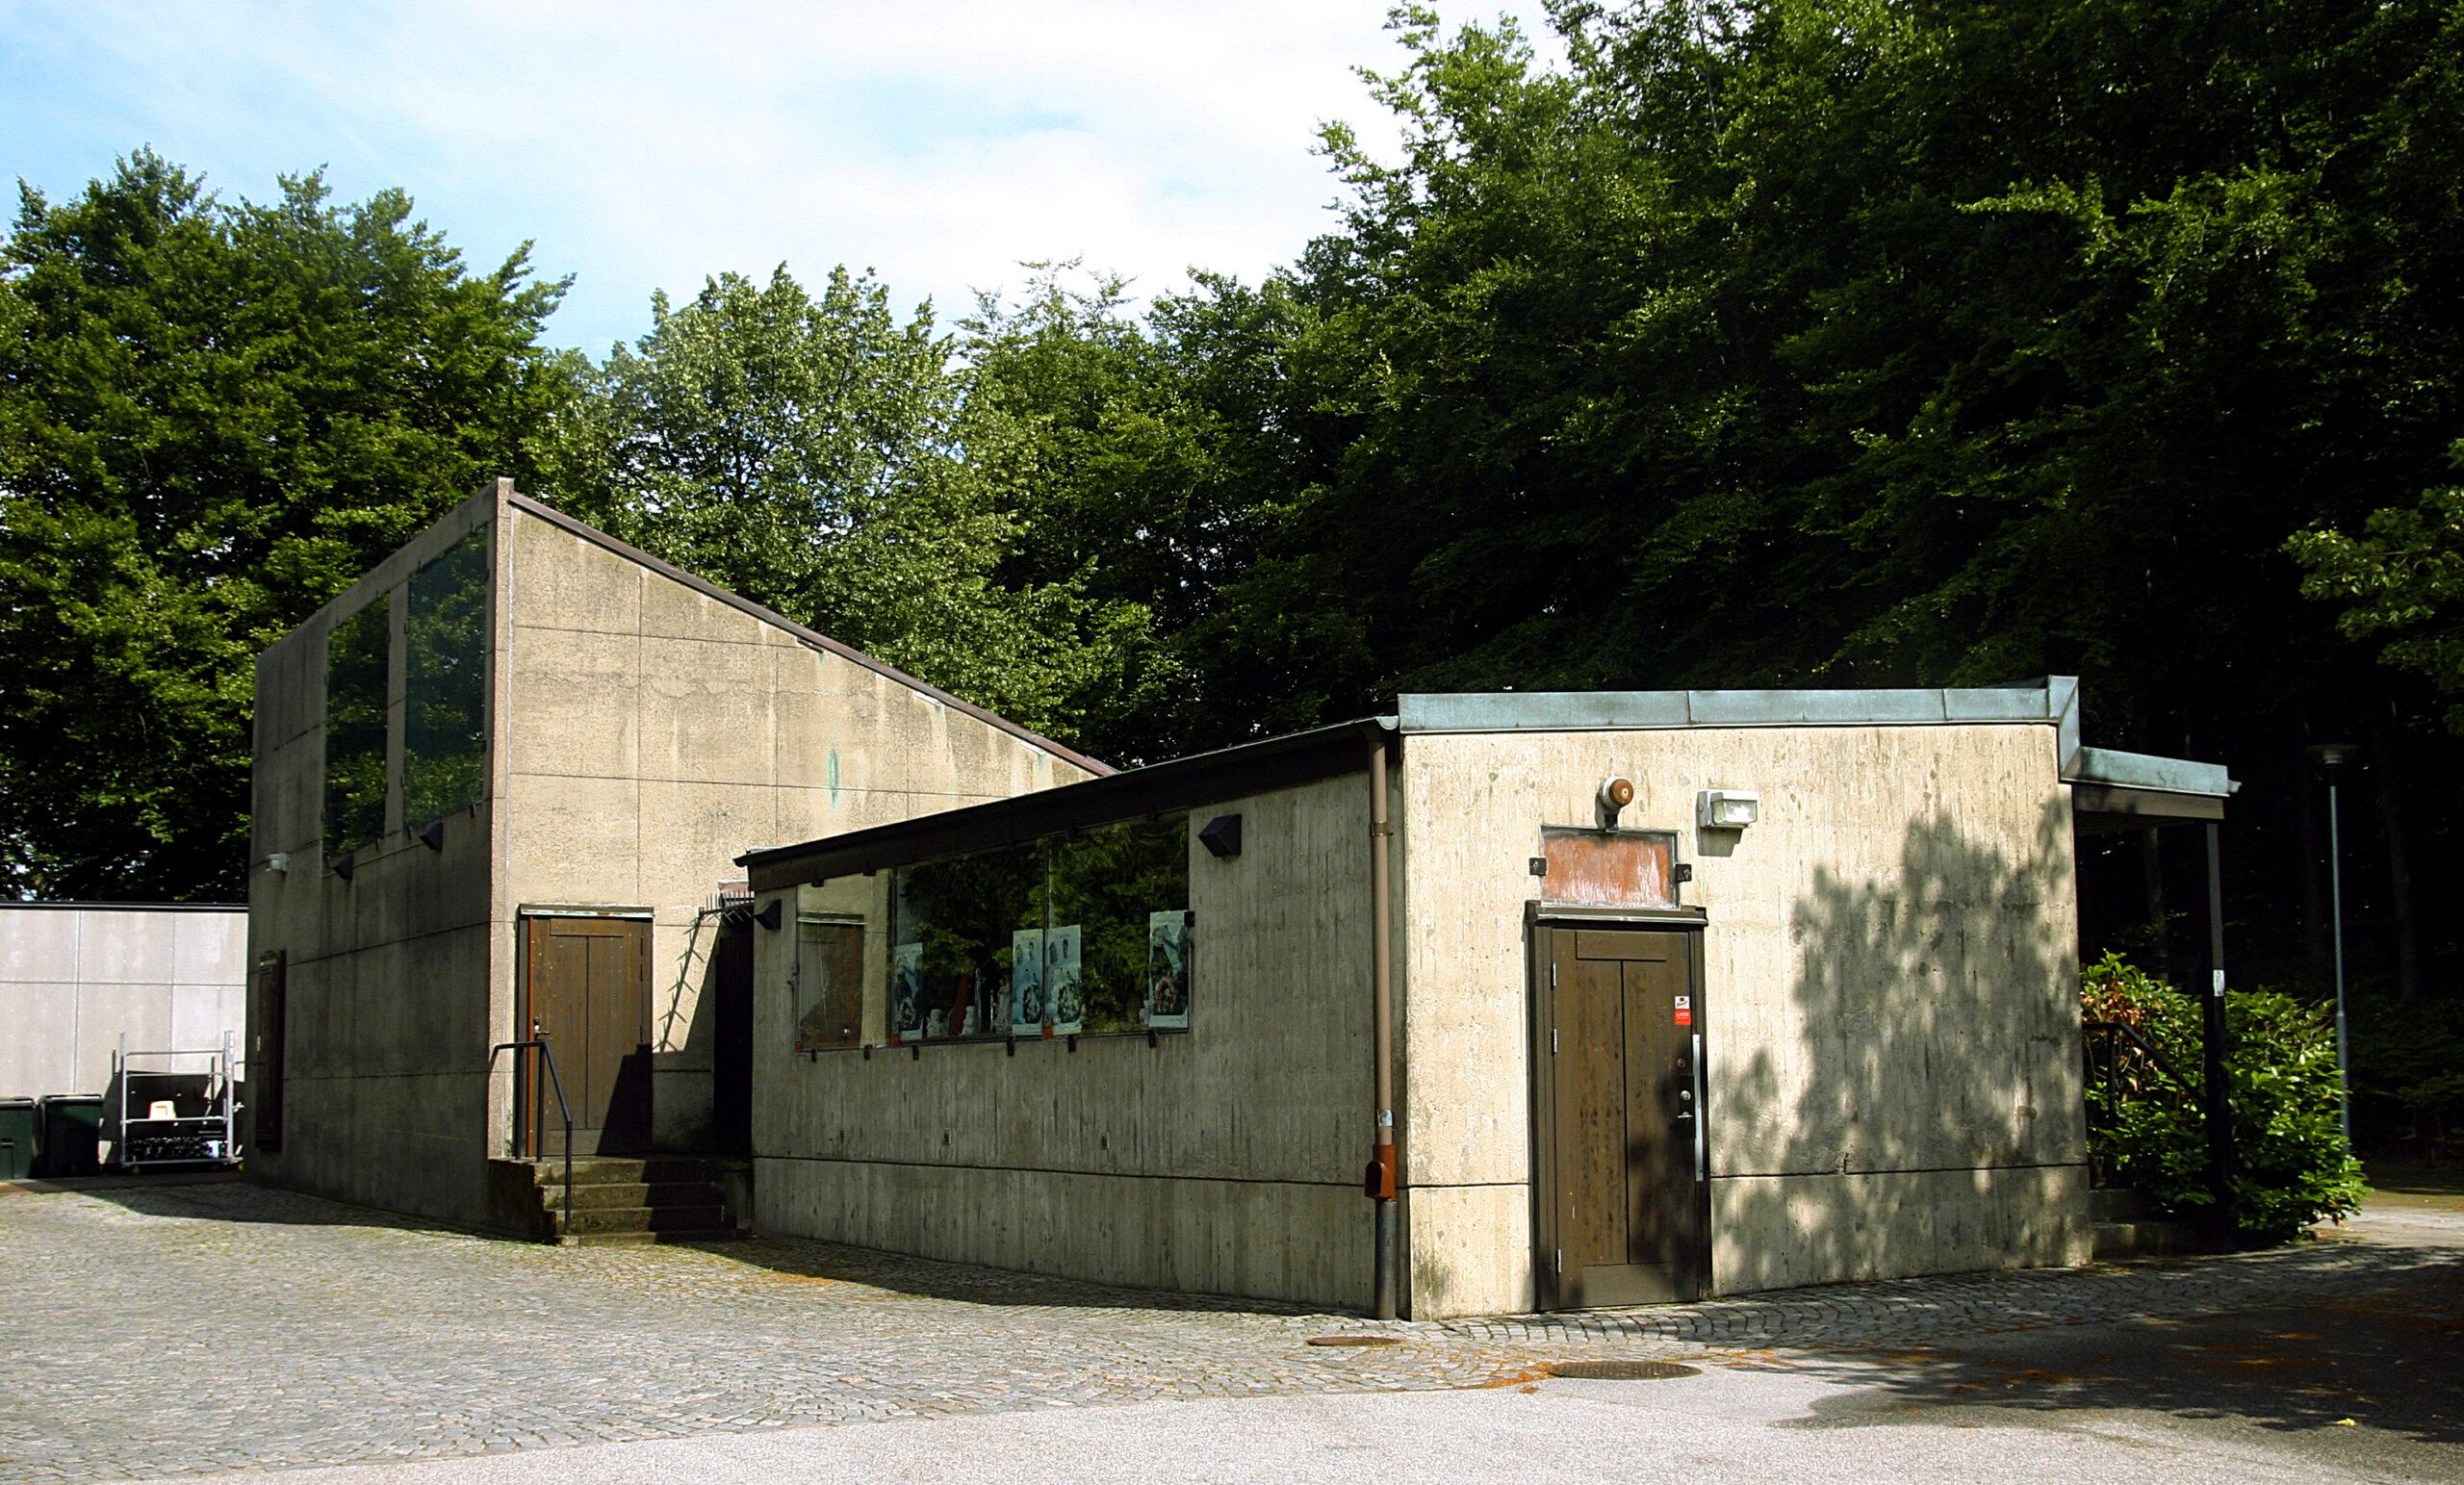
[490,1037,575,1242]
[2081,1018,2205,1190]
[2083,1018,2198,1096]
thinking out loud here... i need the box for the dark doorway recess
[711,922,754,1157]
[1530,923,1710,1308]
[519,914,653,1157]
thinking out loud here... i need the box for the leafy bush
[2082,953,2366,1242]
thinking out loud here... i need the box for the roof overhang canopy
[2066,746,2236,832]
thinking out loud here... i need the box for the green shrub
[2081,952,2366,1242]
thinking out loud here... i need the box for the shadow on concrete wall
[1713,800,2079,1293]
[656,909,721,1061]
[650,908,725,1154]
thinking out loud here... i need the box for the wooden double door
[519,914,653,1157]
[1531,923,1710,1308]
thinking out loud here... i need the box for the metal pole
[2202,824,2235,1241]
[2325,770,2351,1148]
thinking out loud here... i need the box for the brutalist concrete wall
[1396,723,2089,1318]
[244,485,503,1228]
[495,503,1097,1158]
[749,770,1380,1311]
[247,482,1095,1230]
[0,904,246,1099]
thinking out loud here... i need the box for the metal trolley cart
[115,1031,241,1172]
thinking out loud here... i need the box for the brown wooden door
[1533,925,1709,1308]
[521,915,653,1157]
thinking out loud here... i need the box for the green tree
[960,264,1331,758]
[2289,461,2464,733]
[1080,0,2464,996]
[529,265,1163,748]
[0,151,566,900]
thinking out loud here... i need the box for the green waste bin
[0,1098,34,1181]
[35,1094,103,1178]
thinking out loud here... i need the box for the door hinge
[1554,1247,1564,1274]
[1549,963,1557,988]
[1551,1027,1558,1056]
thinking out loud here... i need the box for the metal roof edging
[1395,679,2078,739]
[2064,745,2234,800]
[740,718,1391,891]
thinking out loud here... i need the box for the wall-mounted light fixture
[265,852,291,875]
[755,899,784,932]
[331,853,356,883]
[1596,776,1636,829]
[1199,814,1244,858]
[1697,789,1760,832]
[418,818,446,852]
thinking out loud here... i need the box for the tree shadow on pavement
[1771,1241,2464,1451]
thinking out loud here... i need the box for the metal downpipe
[1369,734,1399,1319]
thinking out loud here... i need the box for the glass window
[1047,818,1191,1036]
[792,878,873,1050]
[404,527,490,825]
[891,843,1046,1040]
[868,816,1192,1043]
[321,596,390,858]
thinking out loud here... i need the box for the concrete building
[244,481,1101,1232]
[739,681,2231,1319]
[1,902,247,1101]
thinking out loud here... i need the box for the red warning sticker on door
[1673,994,1692,1026]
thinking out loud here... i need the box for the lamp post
[2308,743,2357,1148]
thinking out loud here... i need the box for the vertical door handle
[1691,1032,1707,1184]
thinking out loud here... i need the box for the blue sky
[2,2,1553,354]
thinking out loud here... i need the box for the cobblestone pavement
[0,1179,2454,1481]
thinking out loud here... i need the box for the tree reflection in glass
[321,596,390,858]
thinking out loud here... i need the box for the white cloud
[5,1,1563,349]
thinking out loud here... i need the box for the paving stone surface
[0,1178,2451,1480]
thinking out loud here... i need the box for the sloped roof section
[508,493,1114,778]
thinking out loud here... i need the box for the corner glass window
[321,596,390,857]
[404,527,490,826]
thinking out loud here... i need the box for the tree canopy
[9,0,2462,1016]
[527,264,1169,746]
[0,151,567,898]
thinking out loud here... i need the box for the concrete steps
[2090,1186,2204,1260]
[516,1156,738,1247]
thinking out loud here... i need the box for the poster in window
[1010,929,1045,1037]
[1045,924,1084,1036]
[890,942,924,1040]
[1145,910,1191,1030]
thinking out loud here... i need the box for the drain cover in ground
[1306,1335,1404,1347]
[1547,1359,1701,1380]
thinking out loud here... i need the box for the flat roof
[743,720,1385,890]
[742,678,2236,890]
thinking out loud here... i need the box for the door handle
[1691,1032,1707,1184]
